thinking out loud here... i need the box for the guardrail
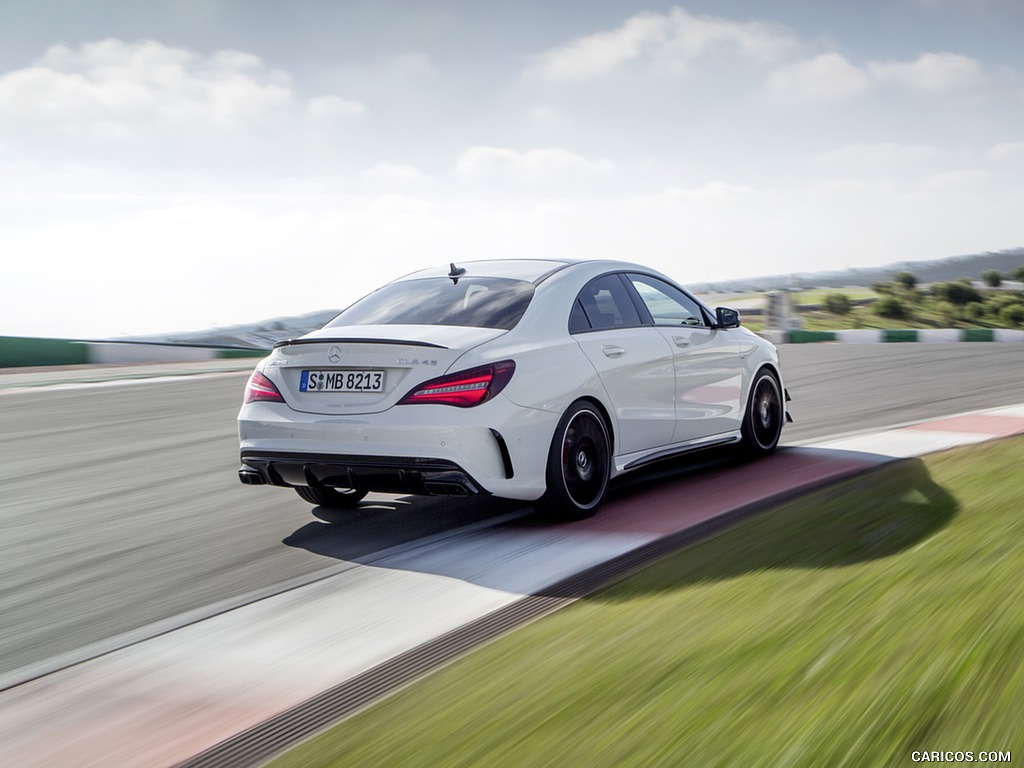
[0,336,267,368]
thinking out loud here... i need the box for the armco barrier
[0,336,269,368]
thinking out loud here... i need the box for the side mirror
[716,306,741,328]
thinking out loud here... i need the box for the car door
[624,273,745,443]
[570,273,677,455]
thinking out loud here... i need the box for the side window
[568,298,591,333]
[627,274,706,327]
[573,274,642,332]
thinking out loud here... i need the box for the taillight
[244,370,285,404]
[398,361,515,407]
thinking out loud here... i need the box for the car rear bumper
[237,395,556,500]
[239,450,485,497]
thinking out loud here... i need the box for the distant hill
[692,247,1024,293]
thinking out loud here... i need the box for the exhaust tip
[238,467,266,486]
[423,481,470,497]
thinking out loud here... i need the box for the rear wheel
[538,401,611,521]
[740,368,783,456]
[294,485,368,508]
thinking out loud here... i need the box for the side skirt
[614,431,743,475]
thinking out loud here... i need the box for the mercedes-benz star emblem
[327,346,342,363]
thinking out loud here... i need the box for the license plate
[300,370,385,393]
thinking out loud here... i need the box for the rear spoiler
[273,337,448,350]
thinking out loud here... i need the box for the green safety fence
[0,336,90,367]
[787,330,837,343]
[962,329,995,342]
[882,329,918,343]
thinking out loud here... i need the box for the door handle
[672,336,691,347]
[602,345,626,358]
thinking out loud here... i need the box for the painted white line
[789,401,1024,449]
[373,529,656,595]
[811,429,994,458]
[986,404,1024,418]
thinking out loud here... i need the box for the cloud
[868,52,986,92]
[986,142,1024,163]
[307,95,366,119]
[528,6,796,81]
[816,142,942,167]
[765,53,870,102]
[359,162,432,190]
[455,146,615,183]
[0,39,365,163]
[764,51,989,103]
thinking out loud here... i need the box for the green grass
[271,438,1024,768]
[793,288,879,305]
[797,303,983,331]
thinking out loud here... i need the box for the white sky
[1,0,1022,337]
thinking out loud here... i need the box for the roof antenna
[448,262,466,284]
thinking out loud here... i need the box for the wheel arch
[742,356,784,406]
[759,361,782,386]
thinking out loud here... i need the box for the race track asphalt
[0,343,1021,683]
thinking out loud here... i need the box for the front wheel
[294,485,368,508]
[538,401,611,521]
[740,369,784,456]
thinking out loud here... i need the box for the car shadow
[283,493,528,563]
[587,455,959,601]
[283,451,957,598]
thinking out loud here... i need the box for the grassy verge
[794,288,879,305]
[798,306,987,331]
[271,438,1024,768]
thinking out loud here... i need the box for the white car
[238,259,789,520]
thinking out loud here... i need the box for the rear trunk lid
[270,324,506,415]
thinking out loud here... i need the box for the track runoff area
[1,405,1023,767]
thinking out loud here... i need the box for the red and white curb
[1,405,1023,767]
[794,404,1024,457]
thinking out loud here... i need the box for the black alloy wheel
[539,401,611,521]
[741,369,783,455]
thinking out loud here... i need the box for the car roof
[396,259,578,283]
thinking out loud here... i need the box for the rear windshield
[326,277,535,331]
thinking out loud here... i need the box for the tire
[740,368,784,456]
[294,485,368,508]
[538,401,611,521]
